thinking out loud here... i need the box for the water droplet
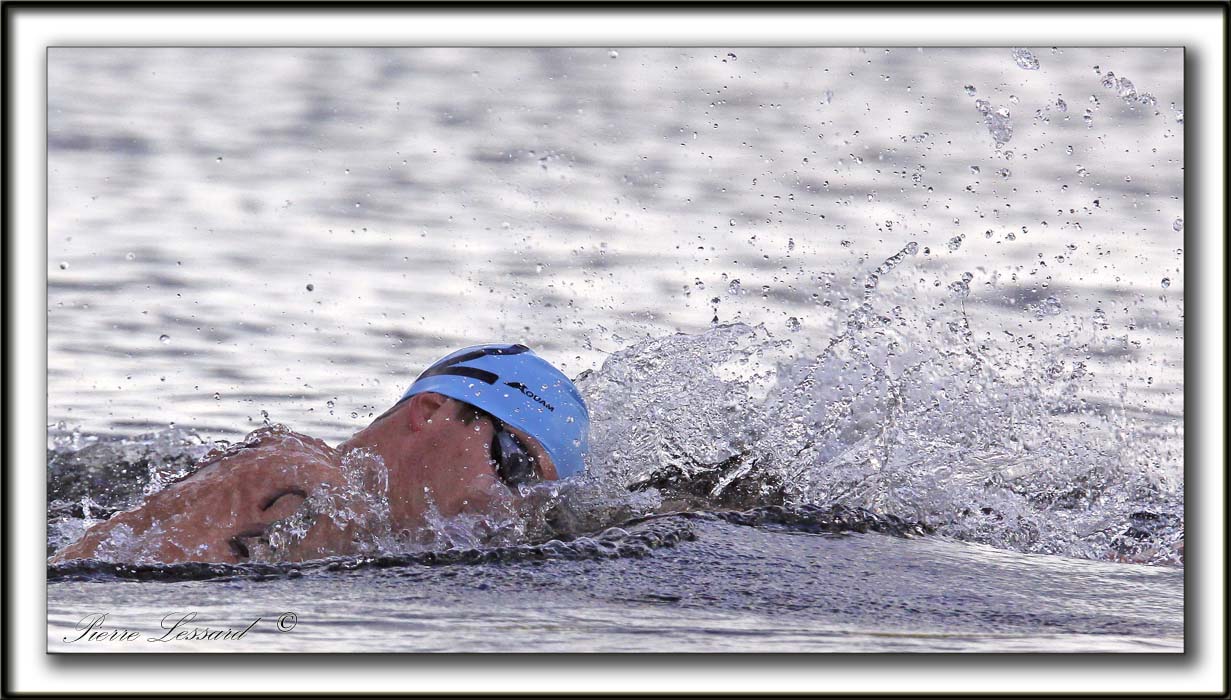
[1093,307,1108,329]
[948,274,972,299]
[1160,277,1171,289]
[969,165,981,175]
[125,252,135,261]
[608,50,619,59]
[306,283,314,292]
[786,317,801,332]
[726,52,737,61]
[727,279,742,295]
[59,262,69,270]
[1056,98,1068,112]
[215,156,223,163]
[535,263,544,274]
[1031,296,1062,318]
[997,168,1011,178]
[947,234,965,252]
[975,99,1013,146]
[728,219,736,227]
[159,334,170,344]
[1172,218,1184,232]
[1011,47,1040,70]
[213,392,221,400]
[840,240,853,248]
[964,85,977,96]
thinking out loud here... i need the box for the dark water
[49,513,1181,652]
[47,47,1184,652]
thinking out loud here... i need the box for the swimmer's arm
[50,448,337,564]
[49,500,163,563]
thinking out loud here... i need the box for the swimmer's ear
[406,392,450,432]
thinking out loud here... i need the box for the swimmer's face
[400,393,556,520]
[454,402,559,486]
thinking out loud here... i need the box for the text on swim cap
[505,382,555,412]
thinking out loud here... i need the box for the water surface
[47,47,1185,652]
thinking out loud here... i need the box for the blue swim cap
[399,344,590,479]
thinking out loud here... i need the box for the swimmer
[49,344,590,565]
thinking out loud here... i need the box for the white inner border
[11,7,1225,695]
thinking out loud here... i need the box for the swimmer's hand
[231,488,375,563]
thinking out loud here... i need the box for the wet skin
[49,393,557,564]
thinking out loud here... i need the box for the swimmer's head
[398,344,590,480]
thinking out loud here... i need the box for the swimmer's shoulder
[187,424,340,481]
[247,424,337,459]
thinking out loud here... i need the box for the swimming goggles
[488,416,540,488]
